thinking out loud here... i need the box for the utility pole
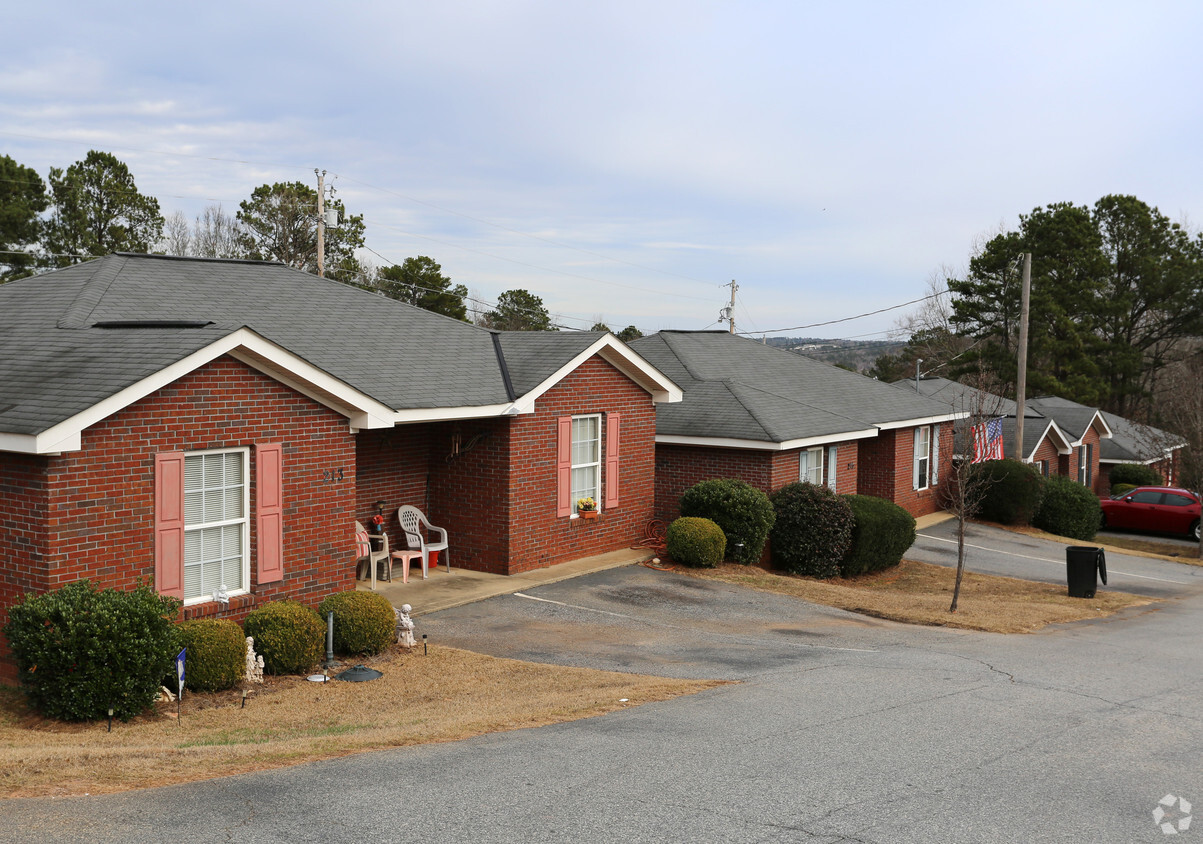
[1014,252,1032,459]
[315,169,326,278]
[723,279,738,334]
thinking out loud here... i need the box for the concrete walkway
[358,547,654,616]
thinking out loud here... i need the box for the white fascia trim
[392,403,520,424]
[656,428,878,451]
[1027,419,1074,459]
[516,335,683,407]
[0,431,78,454]
[875,411,968,430]
[17,328,395,455]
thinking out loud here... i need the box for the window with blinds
[571,415,601,511]
[183,450,248,602]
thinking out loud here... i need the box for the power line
[741,288,949,335]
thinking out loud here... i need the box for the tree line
[1,150,646,336]
[871,194,1203,488]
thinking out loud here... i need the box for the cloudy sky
[3,2,1200,341]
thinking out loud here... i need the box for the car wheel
[1193,520,1201,543]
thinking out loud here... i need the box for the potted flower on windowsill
[576,497,599,520]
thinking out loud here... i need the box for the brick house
[627,331,966,521]
[894,377,1077,475]
[0,254,680,680]
[895,377,1182,496]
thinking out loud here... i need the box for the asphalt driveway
[7,548,1203,843]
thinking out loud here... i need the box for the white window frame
[800,447,824,485]
[1077,444,1092,486]
[183,447,250,606]
[913,426,932,491]
[570,414,602,515]
[826,445,838,491]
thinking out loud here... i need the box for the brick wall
[653,444,774,523]
[504,356,656,574]
[857,425,952,518]
[1030,436,1061,476]
[428,418,512,574]
[0,356,358,681]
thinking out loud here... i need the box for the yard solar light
[241,689,248,709]
[107,707,113,732]
[423,633,428,655]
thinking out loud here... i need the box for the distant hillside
[764,336,904,374]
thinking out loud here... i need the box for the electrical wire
[741,288,949,335]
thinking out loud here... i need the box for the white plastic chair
[396,505,450,577]
[354,521,391,590]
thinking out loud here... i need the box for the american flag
[972,418,1004,463]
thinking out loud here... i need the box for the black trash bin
[1066,546,1107,598]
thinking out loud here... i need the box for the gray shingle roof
[628,331,961,443]
[0,254,611,437]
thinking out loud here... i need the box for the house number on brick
[321,468,345,483]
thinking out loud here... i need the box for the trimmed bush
[318,590,396,656]
[3,580,180,721]
[974,459,1045,525]
[243,601,324,675]
[666,517,727,567]
[1109,464,1162,489]
[679,478,775,564]
[1033,475,1102,541]
[840,494,917,577]
[1110,482,1138,498]
[769,482,854,578]
[174,619,246,692]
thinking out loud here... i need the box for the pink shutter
[154,451,186,599]
[556,416,573,517]
[256,443,284,584]
[605,412,622,508]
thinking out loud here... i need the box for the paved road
[910,518,1203,600]
[7,534,1203,842]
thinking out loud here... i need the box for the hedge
[840,495,916,577]
[3,580,180,721]
[769,482,854,578]
[318,590,397,656]
[1108,464,1163,490]
[679,478,775,564]
[666,517,727,567]
[1033,475,1102,541]
[243,601,325,675]
[974,459,1045,525]
[174,618,246,692]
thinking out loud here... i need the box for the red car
[1100,486,1201,542]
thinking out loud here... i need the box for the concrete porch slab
[358,547,654,616]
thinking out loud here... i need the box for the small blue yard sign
[176,648,186,699]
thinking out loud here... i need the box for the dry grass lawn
[0,645,720,799]
[677,559,1155,633]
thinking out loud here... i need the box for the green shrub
[665,517,727,567]
[174,619,246,692]
[1110,482,1138,498]
[974,459,1046,525]
[769,482,854,578]
[1109,464,1162,489]
[2,580,180,721]
[243,601,324,675]
[318,591,396,656]
[679,478,775,564]
[840,495,917,577]
[1033,475,1102,541]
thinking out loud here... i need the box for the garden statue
[245,636,265,684]
[397,604,416,647]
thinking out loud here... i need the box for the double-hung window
[571,415,601,513]
[183,449,249,603]
[799,447,824,485]
[913,426,931,490]
[1077,444,1093,486]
